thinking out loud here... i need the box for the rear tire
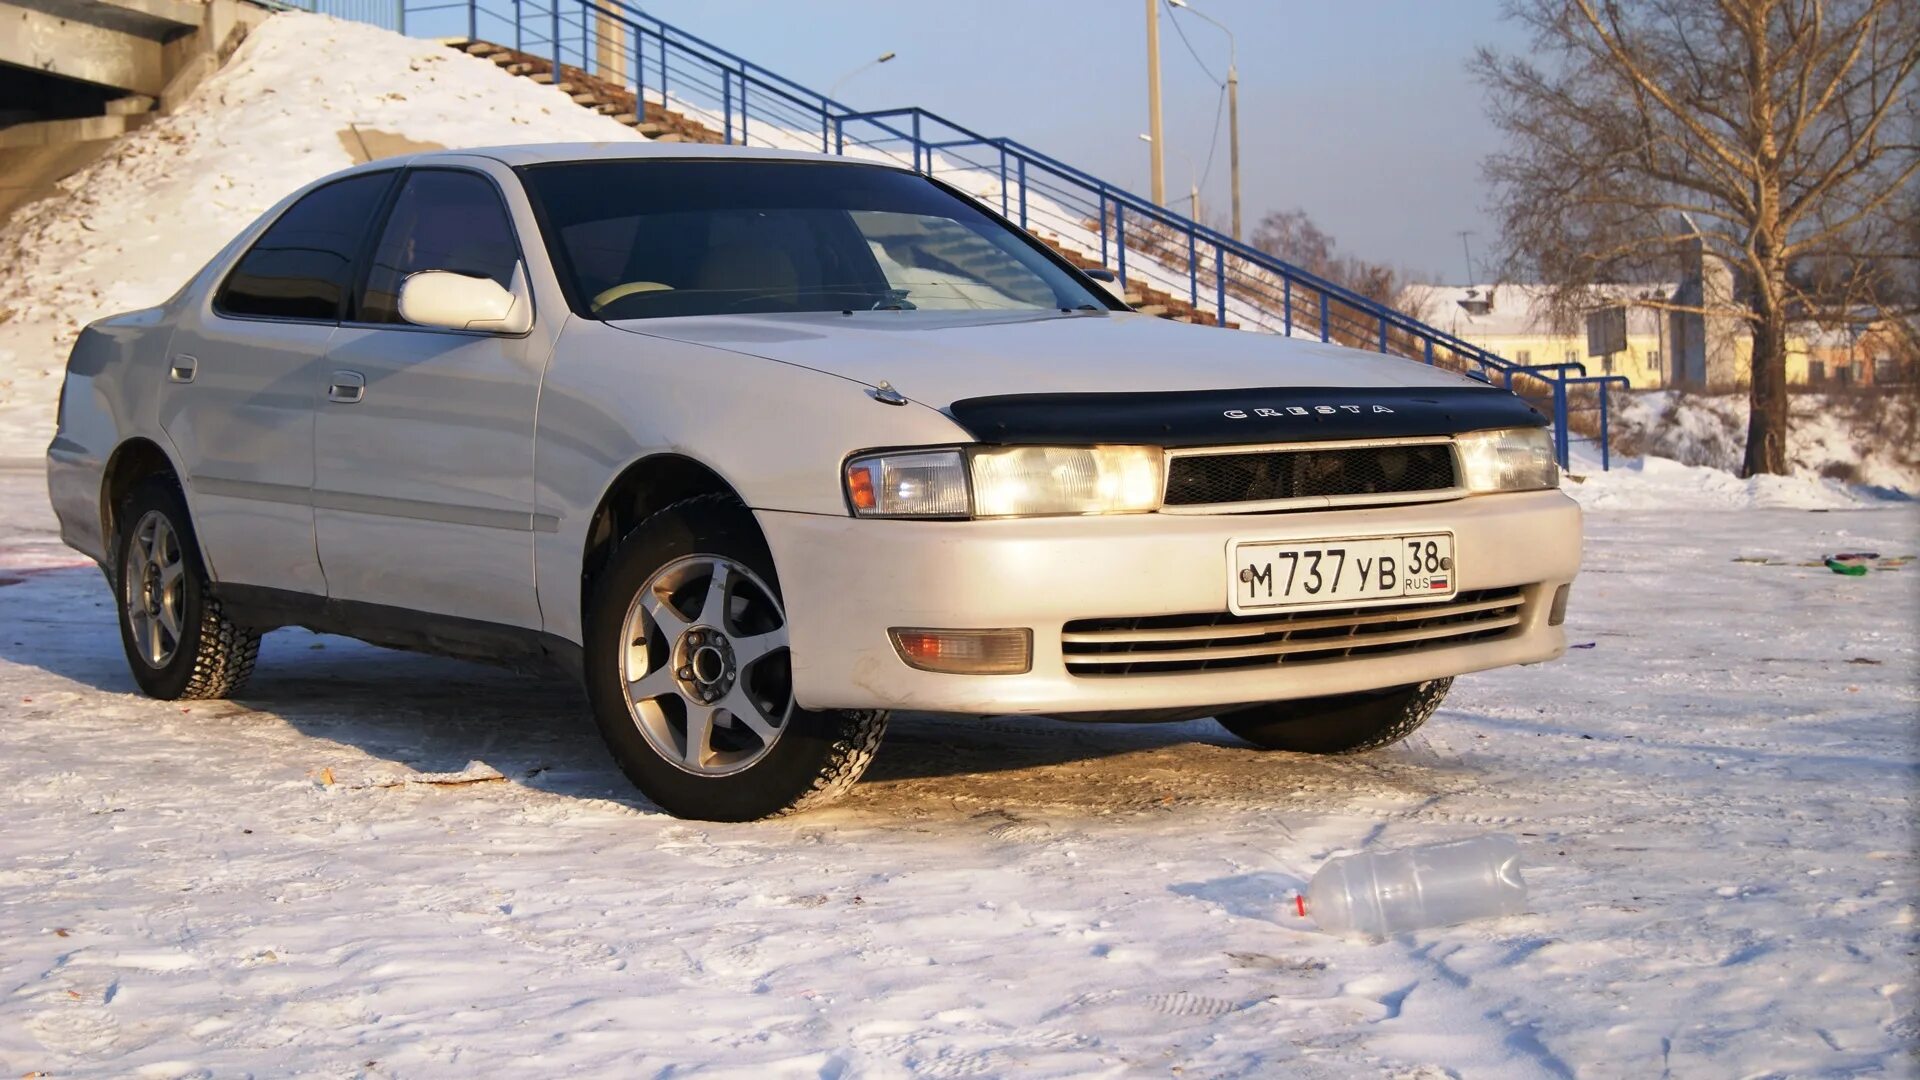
[114,476,260,700]
[582,494,887,821]
[1216,678,1451,754]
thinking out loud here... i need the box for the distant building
[1802,317,1916,388]
[1401,282,1690,389]
[1401,270,1825,392]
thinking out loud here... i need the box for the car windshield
[516,159,1114,321]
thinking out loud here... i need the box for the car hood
[607,309,1484,407]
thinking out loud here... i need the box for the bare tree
[1250,208,1407,307]
[1475,0,1918,476]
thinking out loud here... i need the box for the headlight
[1455,427,1559,492]
[969,445,1162,517]
[844,445,1164,518]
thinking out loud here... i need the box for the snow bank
[1606,389,1918,495]
[0,11,644,457]
[1562,452,1903,512]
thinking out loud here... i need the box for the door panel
[311,166,545,630]
[312,328,543,627]
[158,316,332,592]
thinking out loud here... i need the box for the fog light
[1548,584,1571,627]
[889,628,1032,675]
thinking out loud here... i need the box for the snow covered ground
[2,458,1915,1077]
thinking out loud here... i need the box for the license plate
[1229,533,1456,614]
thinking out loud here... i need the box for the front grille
[1164,443,1457,507]
[1061,587,1526,677]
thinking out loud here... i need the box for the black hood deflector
[945,385,1547,447]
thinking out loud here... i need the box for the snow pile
[1562,452,1901,512]
[1606,389,1919,495]
[0,12,645,456]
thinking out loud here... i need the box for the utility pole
[1145,0,1166,206]
[1168,0,1239,238]
[1456,230,1477,283]
[1226,61,1239,239]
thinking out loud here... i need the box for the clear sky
[639,0,1533,281]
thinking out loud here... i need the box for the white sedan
[47,142,1580,820]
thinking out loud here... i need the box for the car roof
[390,141,904,170]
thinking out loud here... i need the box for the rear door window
[215,171,395,321]
[356,169,522,325]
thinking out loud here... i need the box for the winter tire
[1216,678,1452,754]
[583,493,888,821]
[114,476,261,700]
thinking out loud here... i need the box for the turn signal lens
[969,445,1163,517]
[1455,427,1559,493]
[889,627,1033,675]
[844,451,970,518]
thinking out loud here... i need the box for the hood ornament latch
[867,381,909,406]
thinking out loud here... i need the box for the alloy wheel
[618,554,794,776]
[123,509,186,669]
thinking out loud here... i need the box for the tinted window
[216,172,394,321]
[517,161,1112,320]
[358,170,521,324]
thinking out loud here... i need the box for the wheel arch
[100,437,182,576]
[580,452,749,619]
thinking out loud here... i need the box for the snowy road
[1,461,1914,1078]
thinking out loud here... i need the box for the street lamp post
[1167,0,1240,241]
[828,51,897,101]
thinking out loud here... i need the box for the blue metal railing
[293,0,1624,468]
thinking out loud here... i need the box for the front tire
[583,494,887,821]
[114,477,261,700]
[1216,678,1452,754]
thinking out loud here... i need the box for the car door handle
[169,356,197,383]
[328,370,366,404]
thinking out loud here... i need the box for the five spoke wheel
[618,554,793,776]
[123,509,186,669]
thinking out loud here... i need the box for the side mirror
[1081,266,1130,306]
[399,269,531,334]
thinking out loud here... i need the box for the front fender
[533,318,972,643]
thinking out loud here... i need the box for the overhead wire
[1165,4,1228,204]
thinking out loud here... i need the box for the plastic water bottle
[1298,835,1528,939]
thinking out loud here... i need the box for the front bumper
[760,489,1581,714]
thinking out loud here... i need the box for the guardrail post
[658,33,667,103]
[1424,338,1434,365]
[550,3,560,80]
[1553,378,1570,468]
[1318,291,1330,343]
[511,0,522,50]
[1599,382,1612,471]
[1017,157,1027,229]
[1214,242,1227,326]
[1377,314,1388,353]
[722,71,732,144]
[998,147,1009,215]
[1098,189,1109,267]
[738,74,749,144]
[912,112,923,174]
[1187,227,1198,311]
[1115,204,1126,286]
[1283,278,1291,337]
[632,25,642,100]
[834,115,844,155]
[465,0,473,42]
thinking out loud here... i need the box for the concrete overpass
[0,0,263,220]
